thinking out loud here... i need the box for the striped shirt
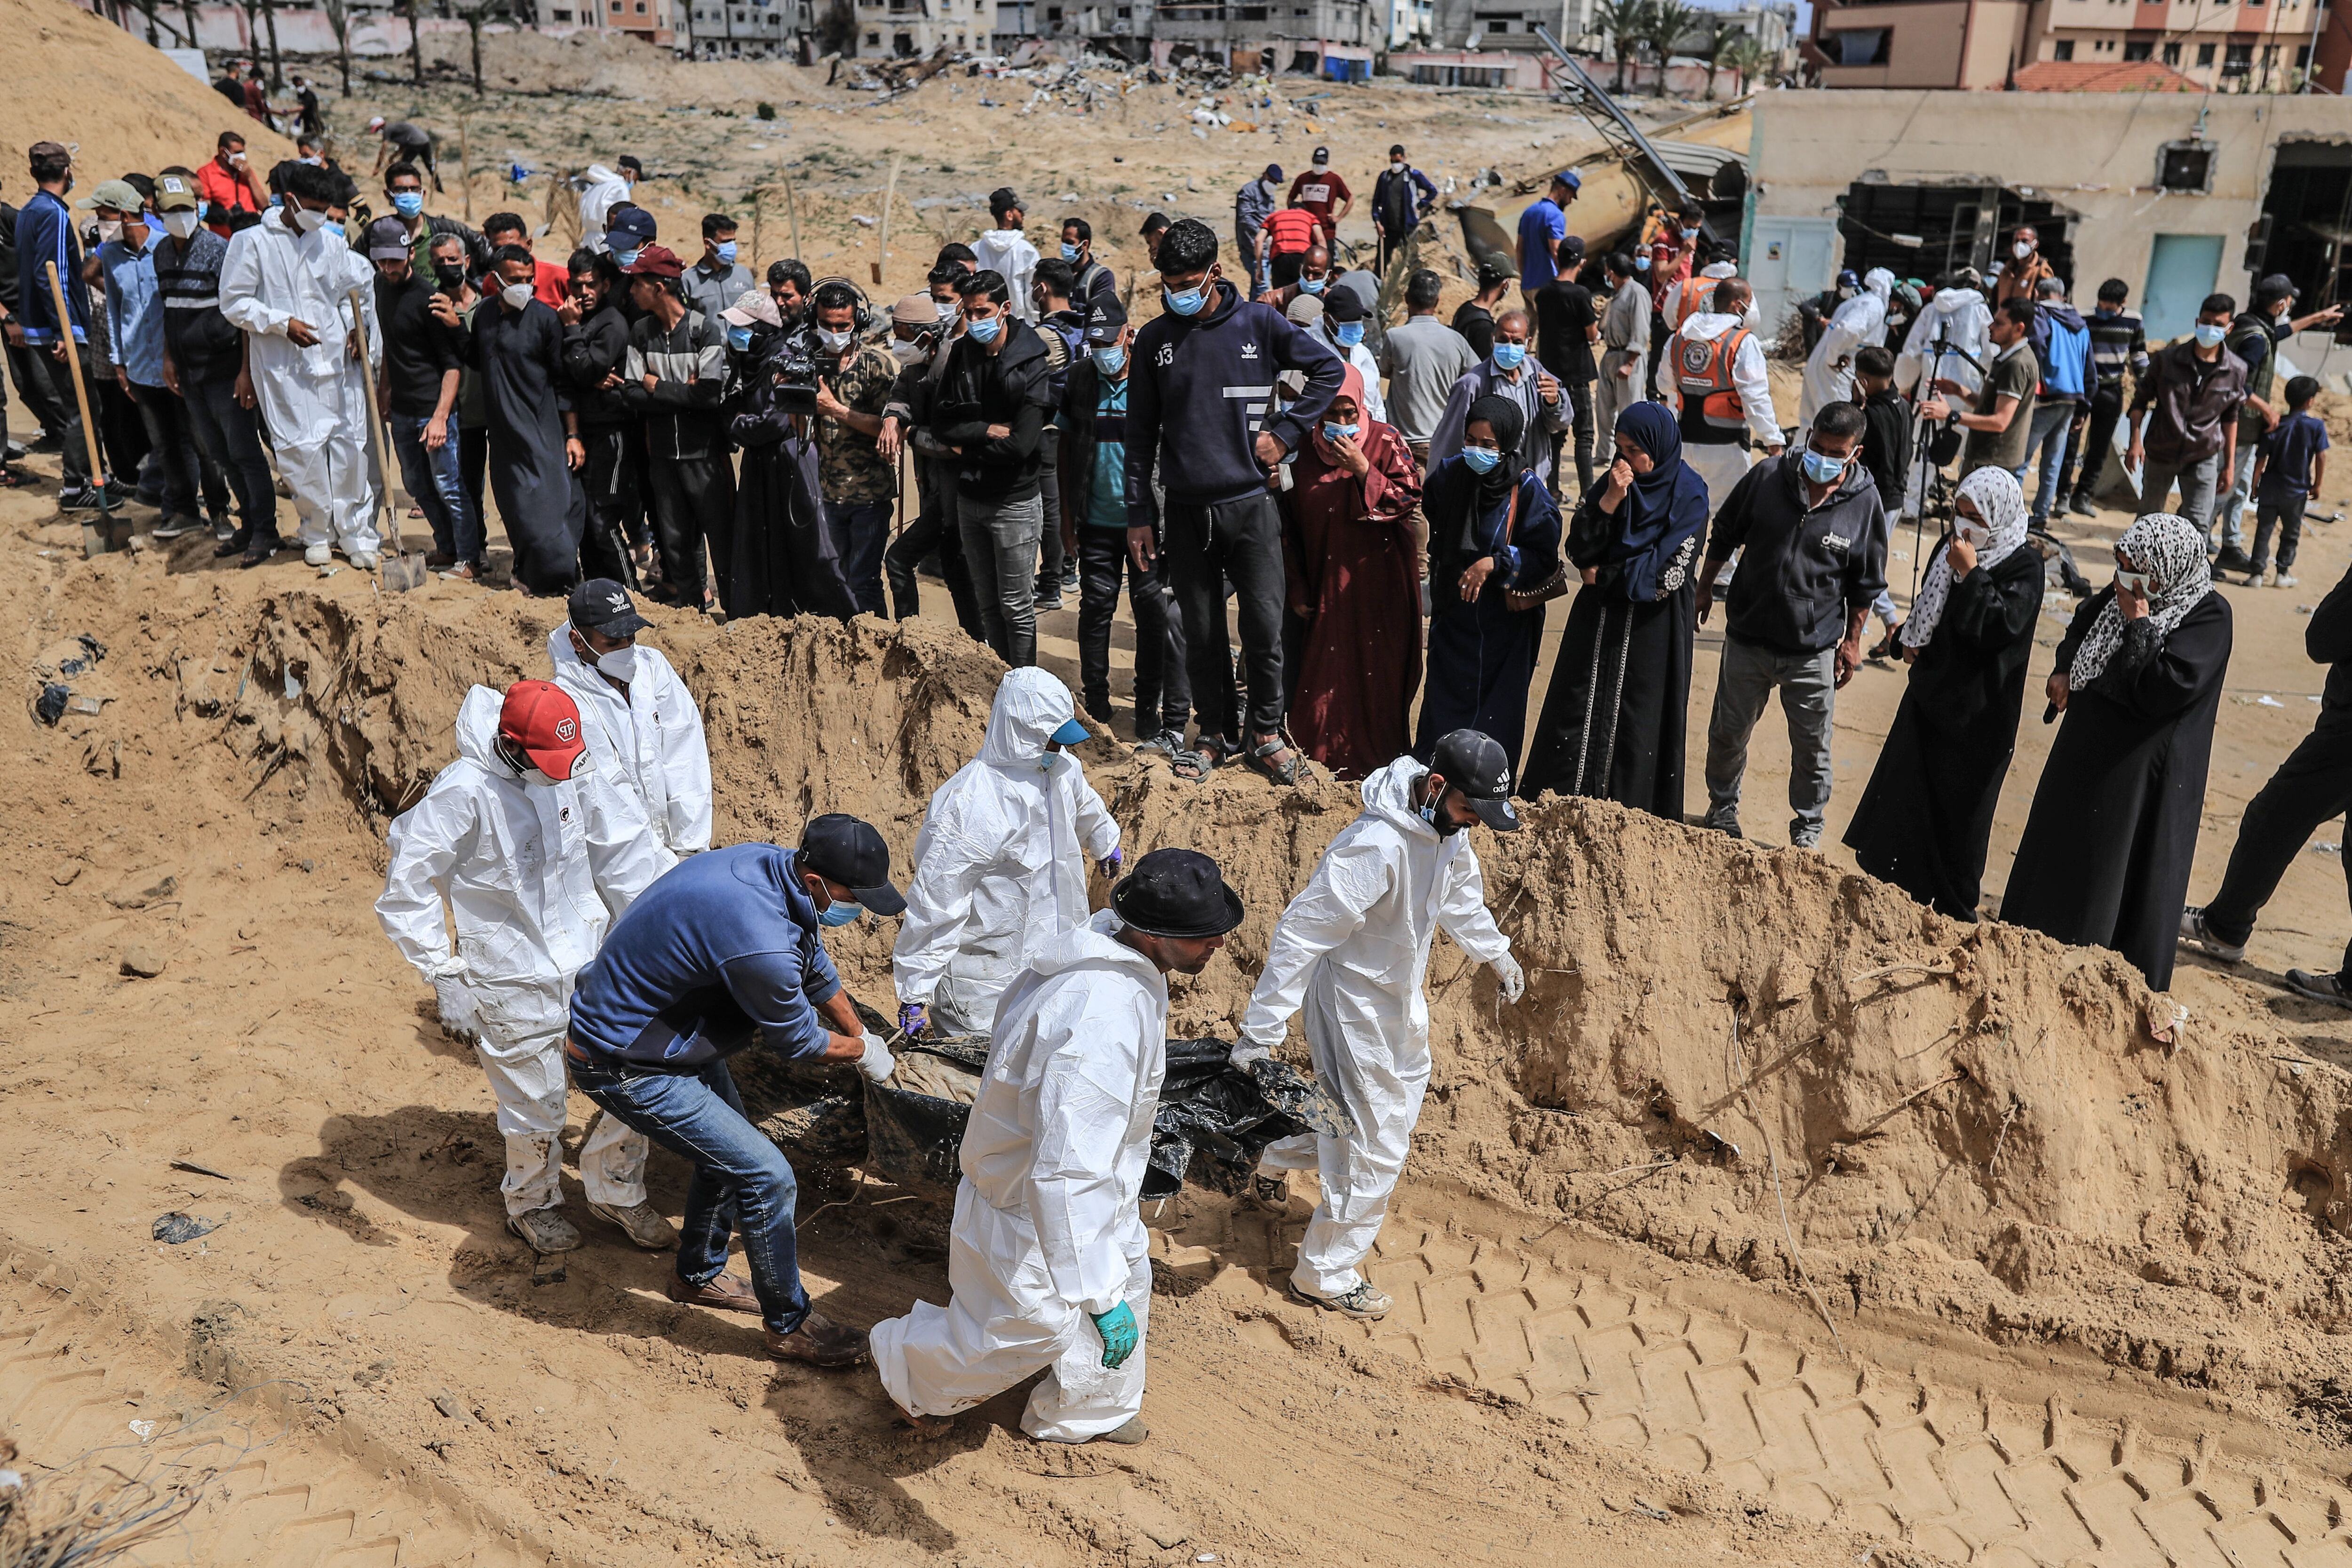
[622,307,728,461]
[152,228,240,381]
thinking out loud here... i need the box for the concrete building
[1808,0,2347,88]
[548,0,684,44]
[852,0,982,55]
[1426,0,1602,53]
[1143,0,1377,72]
[688,0,806,55]
[1745,88,2352,358]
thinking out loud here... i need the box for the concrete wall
[1813,0,2022,88]
[1752,88,2352,309]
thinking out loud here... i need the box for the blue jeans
[183,371,278,543]
[824,497,891,617]
[2214,439,2258,552]
[391,411,482,565]
[2019,400,2077,523]
[567,1054,810,1335]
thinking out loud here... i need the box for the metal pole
[44,260,111,557]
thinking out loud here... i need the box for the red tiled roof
[2012,59,2203,91]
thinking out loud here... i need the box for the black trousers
[884,456,984,638]
[459,423,488,524]
[2065,386,2125,501]
[4,339,70,442]
[96,379,147,495]
[1162,491,1285,744]
[1033,445,1066,593]
[2204,723,2352,978]
[1076,525,1190,738]
[1564,379,1595,498]
[577,424,642,588]
[645,451,735,612]
[129,383,213,519]
[184,371,278,543]
[40,349,93,487]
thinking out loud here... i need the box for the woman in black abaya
[1519,400,1710,817]
[1843,466,2043,919]
[2000,511,2231,990]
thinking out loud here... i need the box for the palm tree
[1641,0,1697,94]
[260,0,287,89]
[176,0,201,48]
[1591,0,1651,93]
[397,0,427,87]
[452,0,509,94]
[1699,21,1736,97]
[1720,34,1772,94]
[321,0,357,95]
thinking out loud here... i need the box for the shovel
[44,262,111,558]
[346,287,428,590]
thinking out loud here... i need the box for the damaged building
[1746,90,2352,375]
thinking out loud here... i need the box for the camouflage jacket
[817,342,900,506]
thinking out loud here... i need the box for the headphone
[809,274,873,335]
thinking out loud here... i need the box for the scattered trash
[32,633,111,724]
[151,1211,218,1244]
[33,684,68,725]
[283,669,302,701]
[2311,842,2341,856]
[128,1419,158,1440]
[170,1158,235,1181]
[2259,694,2285,707]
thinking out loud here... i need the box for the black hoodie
[932,316,1056,503]
[1707,450,1889,656]
[1125,279,1343,526]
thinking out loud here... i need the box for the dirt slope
[4,0,295,190]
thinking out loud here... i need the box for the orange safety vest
[1675,326,1750,430]
[1668,276,1717,332]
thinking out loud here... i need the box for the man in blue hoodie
[1124,218,1343,786]
[2021,275,2096,530]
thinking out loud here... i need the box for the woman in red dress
[1279,364,1424,780]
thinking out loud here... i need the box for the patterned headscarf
[2067,511,2214,687]
[1902,467,2030,652]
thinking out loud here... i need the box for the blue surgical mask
[726,323,752,350]
[817,899,863,927]
[390,191,424,218]
[1335,322,1364,348]
[2193,321,2227,348]
[1492,341,1526,371]
[1301,275,1326,294]
[967,314,1001,345]
[319,219,345,240]
[1164,284,1207,317]
[1800,446,1847,485]
[1322,421,1360,443]
[1633,254,1650,272]
[715,241,738,265]
[611,245,641,269]
[1461,446,1502,473]
[1092,344,1125,374]
[1060,241,1081,262]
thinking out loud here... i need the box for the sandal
[1868,627,1903,661]
[1168,747,1215,782]
[1245,733,1301,787]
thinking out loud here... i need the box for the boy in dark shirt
[1854,345,1909,508]
[1533,235,1598,495]
[2248,374,2331,588]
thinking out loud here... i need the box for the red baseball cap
[499,679,587,781]
[623,243,684,279]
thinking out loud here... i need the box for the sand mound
[3,0,295,189]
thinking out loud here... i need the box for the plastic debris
[151,1211,219,1244]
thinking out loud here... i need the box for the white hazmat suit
[218,214,382,559]
[1240,757,1514,1299]
[1655,310,1783,515]
[546,626,712,857]
[893,669,1120,1039]
[376,686,675,1217]
[870,908,1165,1441]
[1796,268,1895,436]
[578,164,633,237]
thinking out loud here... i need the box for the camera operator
[879,272,985,636]
[799,279,902,616]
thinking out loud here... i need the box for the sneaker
[2215,545,2256,574]
[1289,1280,1392,1321]
[2287,969,2352,1009]
[1061,561,1078,589]
[2243,570,2267,588]
[1033,589,1065,613]
[440,559,483,582]
[2069,493,2099,518]
[1789,827,1823,851]
[1035,1416,1148,1446]
[1702,809,1743,840]
[151,514,200,541]
[348,549,381,571]
[210,512,236,541]
[57,485,107,513]
[1136,727,1185,759]
[2178,906,2247,964]
[1083,690,1115,724]
[589,1200,679,1250]
[764,1310,869,1368]
[665,1270,761,1313]
[2279,573,2299,589]
[303,541,334,567]
[506,1206,583,1254]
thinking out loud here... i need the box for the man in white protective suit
[1236,728,1526,1321]
[892,667,1122,1043]
[376,680,677,1255]
[546,578,712,860]
[217,162,383,569]
[1796,268,1895,439]
[870,848,1246,1446]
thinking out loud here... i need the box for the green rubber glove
[1090,1300,1138,1369]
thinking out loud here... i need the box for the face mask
[291,207,327,234]
[818,899,864,927]
[436,263,465,291]
[1461,446,1502,473]
[1335,322,1364,348]
[1681,227,1700,239]
[890,336,930,364]
[95,220,122,244]
[817,326,851,352]
[160,209,200,240]
[1391,159,1405,172]
[935,297,957,321]
[966,313,1001,345]
[726,323,753,350]
[320,219,345,240]
[1093,344,1125,374]
[1492,341,1526,371]
[1419,789,1468,836]
[1800,446,1847,485]
[391,191,424,218]
[1322,421,1359,443]
[299,155,323,167]
[501,282,533,311]
[594,645,638,681]
[228,151,247,167]
[610,244,641,268]
[1060,241,1081,262]
[1300,276,1326,294]
[2013,240,2034,260]
[1164,284,1207,317]
[1262,179,1280,199]
[1837,286,1857,300]
[1633,254,1650,272]
[2193,322,2227,348]
[1957,522,1987,547]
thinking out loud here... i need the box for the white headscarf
[1902,466,2030,651]
[2066,512,2214,687]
